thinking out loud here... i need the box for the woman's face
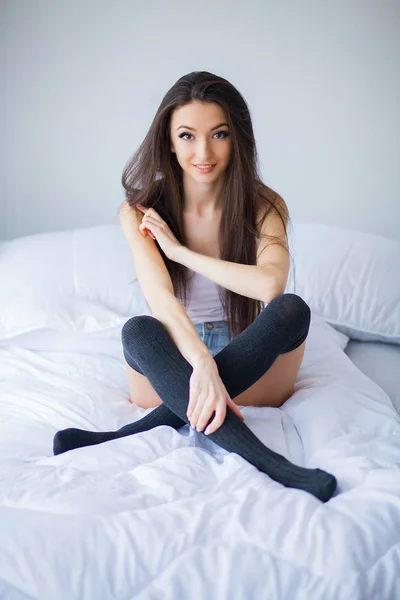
[170,101,232,182]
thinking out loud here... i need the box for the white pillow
[1,221,397,349]
[309,312,349,351]
[0,225,151,343]
[286,223,400,344]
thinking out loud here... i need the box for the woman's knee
[265,293,311,336]
[121,315,160,347]
[121,316,161,375]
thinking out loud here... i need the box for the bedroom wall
[0,0,399,242]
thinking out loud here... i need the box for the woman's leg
[54,294,337,502]
[54,293,304,456]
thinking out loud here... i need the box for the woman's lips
[193,164,216,173]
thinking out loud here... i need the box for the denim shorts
[194,320,232,357]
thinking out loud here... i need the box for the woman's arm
[175,247,281,303]
[120,201,212,368]
[151,289,211,368]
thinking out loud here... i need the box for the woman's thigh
[124,358,164,409]
[231,340,306,408]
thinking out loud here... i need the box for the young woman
[53,71,337,502]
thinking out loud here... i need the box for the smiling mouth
[193,164,216,171]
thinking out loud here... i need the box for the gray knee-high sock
[53,294,337,502]
[54,294,301,456]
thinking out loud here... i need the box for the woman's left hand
[136,205,183,262]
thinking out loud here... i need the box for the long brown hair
[121,71,295,340]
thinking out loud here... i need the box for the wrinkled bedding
[0,314,399,600]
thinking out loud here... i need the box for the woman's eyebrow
[176,122,229,131]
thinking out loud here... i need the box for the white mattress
[1,314,400,600]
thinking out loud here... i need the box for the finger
[190,408,200,429]
[139,224,156,239]
[187,390,197,418]
[190,396,207,429]
[204,405,226,435]
[195,403,216,433]
[144,207,161,220]
[142,210,161,224]
[187,393,199,426]
[145,215,165,230]
[142,219,161,234]
[226,397,243,420]
[139,220,157,233]
[227,398,244,421]
[142,216,159,226]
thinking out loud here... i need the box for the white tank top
[176,269,226,324]
[176,238,262,324]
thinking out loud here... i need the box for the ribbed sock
[53,294,337,502]
[53,404,183,452]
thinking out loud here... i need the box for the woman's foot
[53,428,118,455]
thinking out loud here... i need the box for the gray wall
[1,0,399,241]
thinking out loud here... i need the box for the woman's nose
[195,139,212,160]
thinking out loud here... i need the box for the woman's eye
[178,131,230,141]
[214,131,230,140]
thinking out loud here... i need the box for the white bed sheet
[0,314,400,600]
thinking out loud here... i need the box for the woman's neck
[181,173,224,217]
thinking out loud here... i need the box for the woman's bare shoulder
[255,184,288,229]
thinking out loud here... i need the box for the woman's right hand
[187,356,244,435]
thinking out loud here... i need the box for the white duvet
[0,313,399,600]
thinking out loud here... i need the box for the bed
[0,222,399,600]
